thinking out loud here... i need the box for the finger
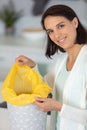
[15,55,24,61]
[35,101,44,107]
[35,97,47,102]
[16,60,24,66]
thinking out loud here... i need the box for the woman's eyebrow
[45,21,65,31]
[45,28,52,32]
[56,21,65,27]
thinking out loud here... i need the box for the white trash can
[7,103,47,130]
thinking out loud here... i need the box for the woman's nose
[54,30,60,39]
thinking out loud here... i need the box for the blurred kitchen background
[0,0,87,81]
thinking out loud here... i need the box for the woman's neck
[66,44,84,71]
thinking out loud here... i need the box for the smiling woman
[15,4,87,130]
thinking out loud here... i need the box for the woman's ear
[72,17,78,28]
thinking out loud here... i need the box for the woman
[16,5,87,130]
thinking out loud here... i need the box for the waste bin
[7,103,47,130]
[1,63,52,130]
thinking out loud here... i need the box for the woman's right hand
[35,97,62,112]
[15,55,36,68]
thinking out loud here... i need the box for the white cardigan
[44,45,87,130]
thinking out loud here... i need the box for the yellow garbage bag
[1,63,52,106]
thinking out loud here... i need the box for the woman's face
[44,16,78,51]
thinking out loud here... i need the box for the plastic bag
[1,63,52,106]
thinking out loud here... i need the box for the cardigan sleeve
[32,63,55,88]
[59,104,87,126]
[44,70,55,88]
[43,53,65,88]
[59,58,87,126]
[59,70,87,126]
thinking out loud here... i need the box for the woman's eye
[57,24,64,29]
[47,30,53,35]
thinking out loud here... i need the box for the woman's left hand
[35,97,62,112]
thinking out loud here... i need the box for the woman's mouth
[58,37,66,44]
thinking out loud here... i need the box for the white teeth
[58,38,65,43]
